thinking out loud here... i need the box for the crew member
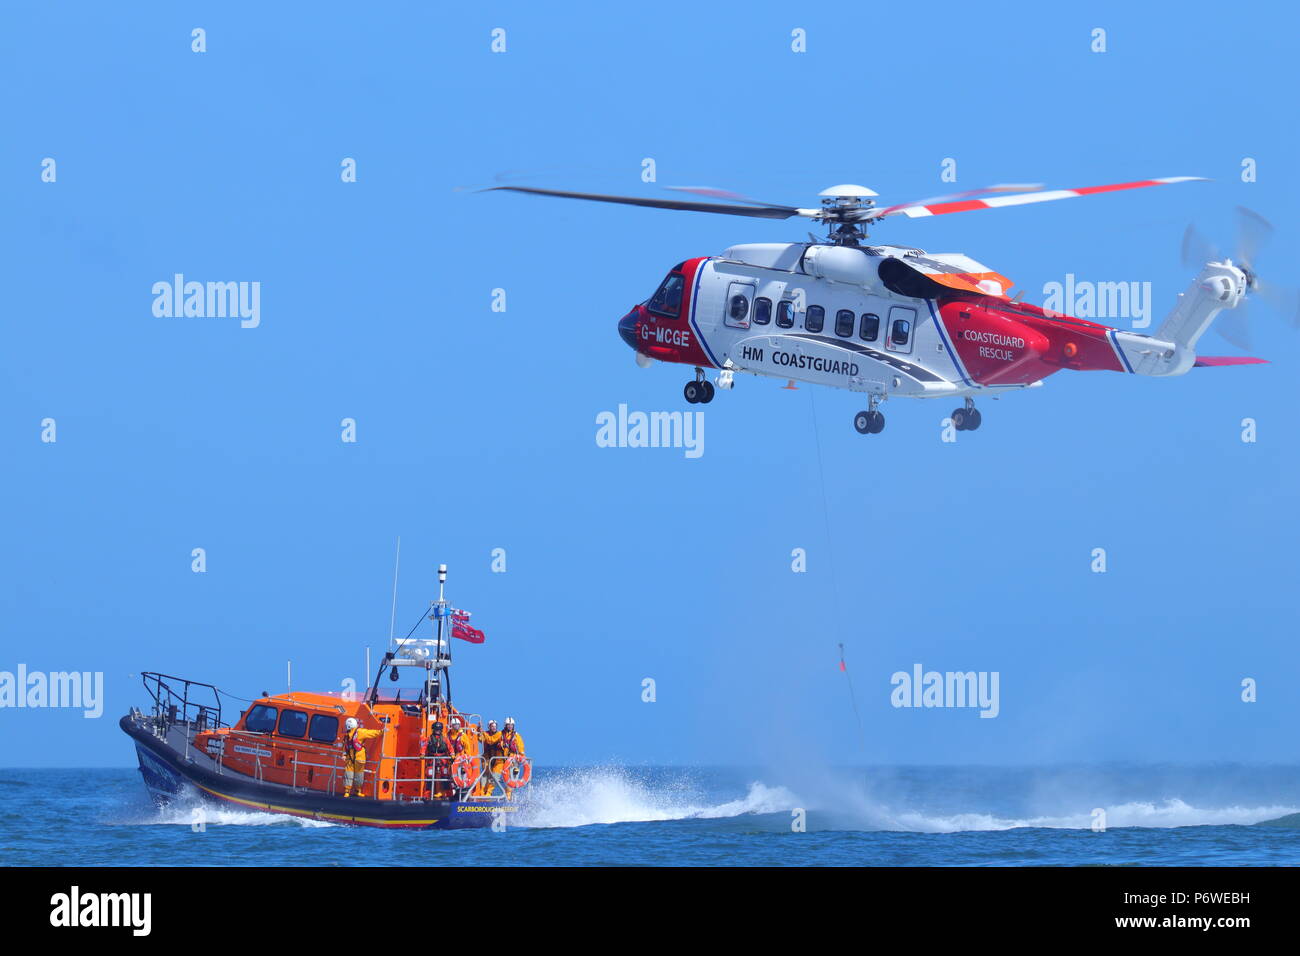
[500,717,527,798]
[480,719,504,794]
[501,717,525,757]
[448,715,480,795]
[426,720,451,798]
[446,715,466,754]
[341,716,381,798]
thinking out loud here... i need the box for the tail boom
[1110,261,1250,376]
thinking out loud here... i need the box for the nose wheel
[684,369,715,404]
[951,400,982,431]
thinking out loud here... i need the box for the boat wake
[118,786,336,828]
[515,768,797,829]
[515,769,1299,833]
[866,798,1300,833]
[111,768,1297,834]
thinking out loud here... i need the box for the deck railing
[205,725,530,802]
[141,671,226,736]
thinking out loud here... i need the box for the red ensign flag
[450,610,485,644]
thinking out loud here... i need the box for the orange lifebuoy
[451,755,479,789]
[503,756,531,789]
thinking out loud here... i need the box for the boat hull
[122,715,520,830]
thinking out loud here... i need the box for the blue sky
[2,1,1297,768]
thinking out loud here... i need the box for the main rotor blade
[880,176,1207,220]
[483,185,804,220]
[872,184,1044,219]
[664,185,795,208]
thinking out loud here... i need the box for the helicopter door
[886,305,916,353]
[724,281,756,329]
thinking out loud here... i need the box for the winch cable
[808,390,868,759]
[838,643,866,751]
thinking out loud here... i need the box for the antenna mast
[436,564,450,705]
[388,537,402,653]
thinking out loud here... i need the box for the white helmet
[504,716,515,727]
[345,717,358,731]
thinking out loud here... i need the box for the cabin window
[648,272,685,318]
[805,305,824,333]
[277,709,308,739]
[860,313,880,342]
[775,300,795,329]
[245,704,278,734]
[891,319,910,345]
[753,297,771,325]
[834,309,855,337]
[309,714,340,744]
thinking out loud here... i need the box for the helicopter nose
[617,308,640,350]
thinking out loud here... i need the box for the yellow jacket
[343,727,381,767]
[451,727,478,756]
[501,730,525,756]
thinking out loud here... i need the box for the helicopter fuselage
[617,242,1192,406]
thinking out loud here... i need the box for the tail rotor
[1180,207,1297,350]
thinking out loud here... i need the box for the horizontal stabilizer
[1193,356,1268,367]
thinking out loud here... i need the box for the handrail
[205,724,531,802]
[141,671,227,731]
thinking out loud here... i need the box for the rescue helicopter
[488,177,1275,434]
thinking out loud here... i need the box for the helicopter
[489,177,1271,434]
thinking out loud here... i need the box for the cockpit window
[277,709,308,738]
[648,273,685,317]
[244,704,277,734]
[309,714,339,744]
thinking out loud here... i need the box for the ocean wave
[871,798,1300,833]
[514,768,796,829]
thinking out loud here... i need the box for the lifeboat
[119,564,532,829]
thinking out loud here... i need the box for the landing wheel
[684,381,703,404]
[854,410,885,434]
[697,381,715,404]
[952,407,982,431]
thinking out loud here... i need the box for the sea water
[3,764,1299,866]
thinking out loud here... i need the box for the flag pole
[437,564,449,705]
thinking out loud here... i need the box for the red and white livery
[491,178,1268,433]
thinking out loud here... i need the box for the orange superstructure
[122,563,532,829]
